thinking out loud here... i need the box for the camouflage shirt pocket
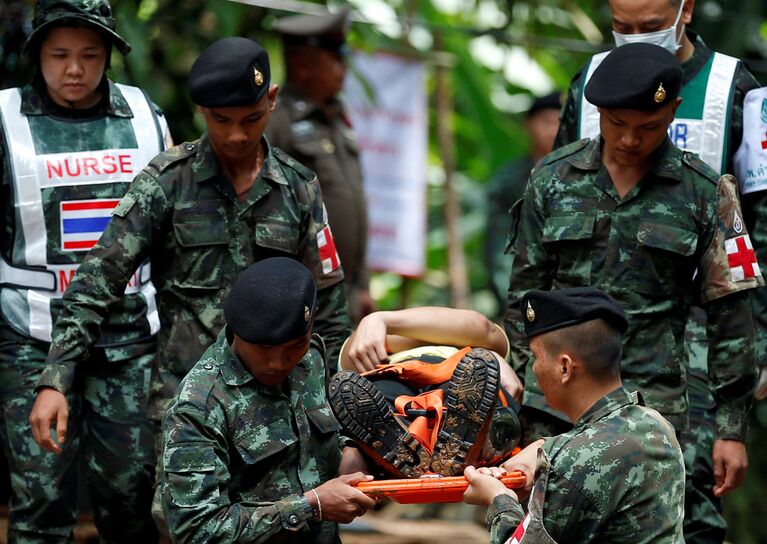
[233,420,298,466]
[172,203,229,289]
[254,220,300,257]
[163,443,220,508]
[542,212,596,286]
[305,403,341,435]
[634,222,698,295]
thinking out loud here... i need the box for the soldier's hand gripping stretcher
[354,470,527,504]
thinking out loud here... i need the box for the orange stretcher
[355,471,527,504]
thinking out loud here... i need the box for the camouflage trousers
[682,335,727,544]
[0,321,158,544]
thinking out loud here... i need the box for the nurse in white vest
[550,2,762,544]
[0,0,170,542]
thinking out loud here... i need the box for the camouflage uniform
[485,157,534,311]
[37,135,350,423]
[158,328,342,543]
[487,388,685,543]
[266,85,368,319]
[504,137,760,442]
[0,80,167,542]
[553,30,763,543]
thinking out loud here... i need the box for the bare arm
[341,308,509,372]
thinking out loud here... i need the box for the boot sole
[429,348,500,475]
[328,371,430,478]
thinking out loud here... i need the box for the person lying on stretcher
[329,308,523,478]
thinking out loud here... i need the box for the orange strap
[393,389,445,454]
[361,347,472,389]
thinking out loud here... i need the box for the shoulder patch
[538,138,590,168]
[681,151,719,184]
[147,141,197,174]
[272,147,317,182]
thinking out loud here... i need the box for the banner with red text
[344,51,427,276]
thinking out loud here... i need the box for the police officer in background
[0,0,171,541]
[28,36,351,491]
[485,92,561,311]
[504,43,761,543]
[553,2,763,541]
[266,6,375,324]
[158,258,375,543]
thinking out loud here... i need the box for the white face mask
[612,1,685,53]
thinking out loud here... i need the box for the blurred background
[2,0,767,541]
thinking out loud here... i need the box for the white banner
[344,51,427,276]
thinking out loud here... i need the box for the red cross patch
[504,513,531,544]
[317,224,340,275]
[726,235,761,282]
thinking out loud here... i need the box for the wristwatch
[299,495,317,521]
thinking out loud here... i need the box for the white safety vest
[0,83,161,342]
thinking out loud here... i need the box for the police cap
[526,92,563,118]
[585,43,682,112]
[224,257,317,346]
[189,37,271,108]
[272,6,351,53]
[521,287,628,339]
[25,0,130,55]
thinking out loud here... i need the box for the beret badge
[304,305,311,322]
[254,67,264,86]
[654,83,666,104]
[526,301,536,323]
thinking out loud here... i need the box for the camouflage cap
[25,0,131,55]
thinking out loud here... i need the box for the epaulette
[537,138,590,168]
[147,141,198,174]
[177,356,221,413]
[272,147,317,182]
[681,151,719,185]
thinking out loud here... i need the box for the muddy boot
[429,348,500,476]
[328,371,430,478]
[477,400,522,466]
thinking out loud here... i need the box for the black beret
[527,92,563,118]
[189,37,271,108]
[521,287,628,339]
[585,43,682,112]
[224,257,317,345]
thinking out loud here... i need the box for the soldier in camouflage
[158,258,375,543]
[28,38,350,470]
[0,0,171,541]
[266,6,375,324]
[553,5,763,539]
[466,287,685,543]
[504,43,761,540]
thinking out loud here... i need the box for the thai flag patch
[60,199,121,252]
[726,234,762,282]
[317,224,340,275]
[504,513,531,544]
